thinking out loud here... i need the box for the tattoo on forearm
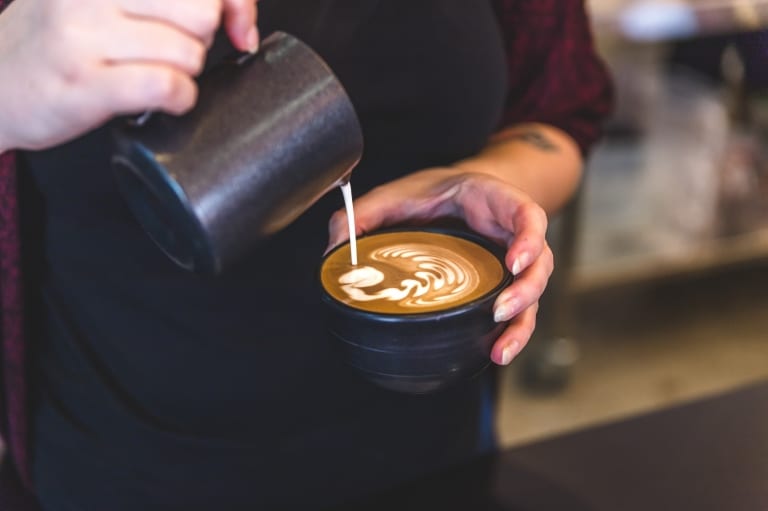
[504,130,560,152]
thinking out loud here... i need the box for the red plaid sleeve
[492,0,614,155]
[1,0,33,492]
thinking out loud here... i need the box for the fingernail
[512,252,529,276]
[493,298,518,322]
[247,27,260,53]
[501,341,519,365]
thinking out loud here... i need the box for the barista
[0,0,613,509]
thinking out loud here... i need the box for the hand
[0,0,258,152]
[327,167,554,366]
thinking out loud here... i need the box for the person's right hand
[0,0,258,153]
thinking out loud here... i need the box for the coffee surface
[321,231,505,314]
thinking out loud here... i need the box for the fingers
[103,19,208,76]
[326,186,405,251]
[119,0,258,52]
[326,209,350,253]
[327,174,464,251]
[326,191,451,252]
[495,200,548,277]
[118,0,223,42]
[97,63,199,116]
[97,0,257,119]
[222,0,259,52]
[490,302,539,366]
[493,243,553,323]
[489,238,552,364]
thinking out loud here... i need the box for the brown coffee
[321,231,505,314]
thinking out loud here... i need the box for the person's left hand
[327,167,554,366]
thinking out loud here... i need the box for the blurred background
[496,0,768,447]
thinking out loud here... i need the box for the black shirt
[23,1,508,509]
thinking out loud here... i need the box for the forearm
[455,123,584,215]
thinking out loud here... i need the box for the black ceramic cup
[111,31,363,274]
[320,228,512,394]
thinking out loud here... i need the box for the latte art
[321,231,505,314]
[338,245,478,308]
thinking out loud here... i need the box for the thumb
[325,208,351,255]
[326,183,416,254]
[222,0,259,52]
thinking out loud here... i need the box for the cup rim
[319,227,512,321]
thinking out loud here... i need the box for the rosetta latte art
[321,231,505,314]
[338,245,480,309]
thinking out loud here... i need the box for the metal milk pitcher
[111,31,363,274]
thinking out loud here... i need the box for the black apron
[22,1,509,509]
